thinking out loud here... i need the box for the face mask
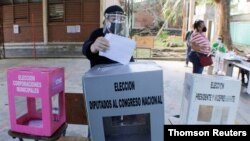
[202,27,207,32]
[109,23,122,35]
[104,13,127,36]
[217,39,222,43]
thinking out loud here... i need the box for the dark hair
[104,5,124,15]
[193,20,204,30]
[218,35,223,42]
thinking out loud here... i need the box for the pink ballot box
[7,67,66,136]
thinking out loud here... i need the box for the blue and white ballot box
[83,62,164,141]
[180,73,241,124]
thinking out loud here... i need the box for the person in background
[82,5,134,68]
[241,69,249,86]
[240,51,249,86]
[211,36,226,75]
[234,48,249,86]
[188,20,211,74]
[185,30,193,67]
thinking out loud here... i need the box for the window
[13,0,28,4]
[13,2,29,23]
[29,0,42,3]
[49,3,64,22]
[48,0,63,4]
[15,96,43,128]
[48,0,82,23]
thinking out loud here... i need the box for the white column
[43,0,48,44]
[100,0,104,27]
[188,0,195,31]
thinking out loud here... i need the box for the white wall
[103,0,120,12]
[238,0,250,14]
[100,0,121,26]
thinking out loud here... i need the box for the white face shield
[103,13,128,37]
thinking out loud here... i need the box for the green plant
[158,31,168,41]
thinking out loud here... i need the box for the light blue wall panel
[230,22,250,46]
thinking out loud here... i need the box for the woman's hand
[90,37,110,53]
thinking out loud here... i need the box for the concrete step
[4,45,84,58]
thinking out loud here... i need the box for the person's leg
[193,62,204,74]
[185,46,189,66]
[185,57,189,66]
[246,70,249,85]
[196,64,204,74]
[241,69,245,84]
[187,47,191,66]
[189,51,204,74]
[188,51,195,72]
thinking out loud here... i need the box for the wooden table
[224,59,250,94]
[231,61,250,94]
[57,136,89,141]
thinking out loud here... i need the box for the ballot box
[83,62,164,141]
[180,73,241,124]
[7,67,65,136]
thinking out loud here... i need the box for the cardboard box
[180,73,241,124]
[83,62,164,141]
[7,67,65,136]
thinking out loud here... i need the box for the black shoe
[242,83,248,87]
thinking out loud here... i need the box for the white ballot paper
[99,33,136,65]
